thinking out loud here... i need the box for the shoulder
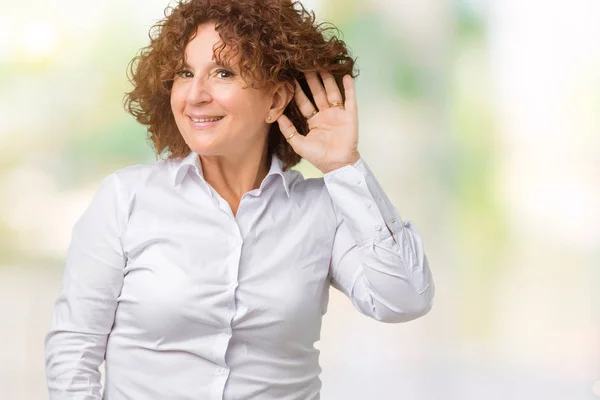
[287,169,325,195]
[90,158,174,218]
[286,170,339,234]
[111,158,171,188]
[75,158,188,239]
[103,156,183,196]
[286,170,335,211]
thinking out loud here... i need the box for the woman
[45,0,434,399]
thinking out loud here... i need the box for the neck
[199,145,270,213]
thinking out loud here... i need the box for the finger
[305,71,329,111]
[342,75,358,120]
[276,113,306,154]
[294,80,318,119]
[319,70,343,106]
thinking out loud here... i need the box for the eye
[216,69,234,79]
[176,70,193,78]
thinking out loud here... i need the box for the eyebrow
[182,60,228,70]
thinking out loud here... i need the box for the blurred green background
[1,0,598,399]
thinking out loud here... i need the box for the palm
[276,72,360,174]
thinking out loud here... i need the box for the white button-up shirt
[45,151,434,400]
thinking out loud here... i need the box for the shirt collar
[172,151,291,197]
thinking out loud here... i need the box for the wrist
[321,152,361,174]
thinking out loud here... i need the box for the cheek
[170,88,184,112]
[218,94,266,121]
[218,88,269,112]
[238,93,271,118]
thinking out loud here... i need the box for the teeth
[190,116,223,123]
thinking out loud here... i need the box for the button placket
[224,226,242,352]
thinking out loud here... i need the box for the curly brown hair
[124,0,357,170]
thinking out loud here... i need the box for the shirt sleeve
[45,173,127,399]
[324,158,434,323]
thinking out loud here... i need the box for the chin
[185,136,235,158]
[187,144,222,157]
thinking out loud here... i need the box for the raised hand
[276,71,360,174]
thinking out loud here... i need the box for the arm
[45,173,126,399]
[325,158,434,323]
[273,71,433,321]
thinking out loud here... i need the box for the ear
[267,82,294,121]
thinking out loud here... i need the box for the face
[170,23,276,158]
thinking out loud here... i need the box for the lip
[187,115,224,129]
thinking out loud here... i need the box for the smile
[187,115,224,129]
[190,116,224,123]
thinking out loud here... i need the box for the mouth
[187,115,225,129]
[189,116,224,123]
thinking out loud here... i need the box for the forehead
[183,23,238,67]
[185,23,219,59]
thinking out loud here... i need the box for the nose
[185,76,213,104]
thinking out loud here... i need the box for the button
[219,367,229,376]
[367,201,373,209]
[390,219,396,224]
[375,225,382,231]
[229,282,237,290]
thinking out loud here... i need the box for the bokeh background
[1,0,598,399]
